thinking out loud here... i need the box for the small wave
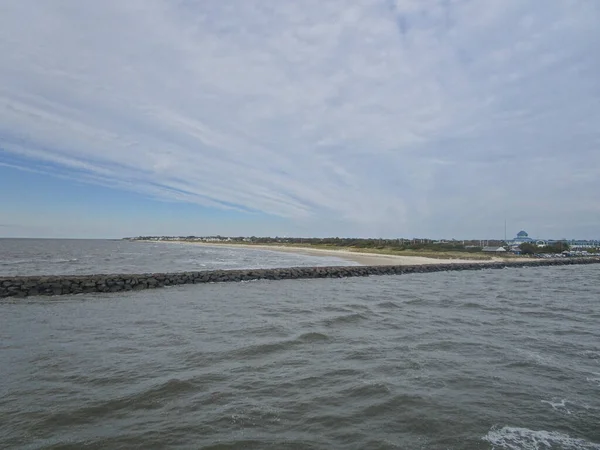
[141,378,199,400]
[359,393,425,419]
[460,301,482,308]
[0,259,39,265]
[346,303,373,312]
[340,381,391,398]
[510,349,560,369]
[201,439,314,450]
[231,333,330,358]
[579,350,600,360]
[46,258,80,264]
[376,301,401,309]
[322,368,363,378]
[298,332,329,342]
[541,398,572,415]
[483,426,600,449]
[234,324,290,338]
[230,340,293,358]
[404,298,425,305]
[416,340,461,351]
[344,348,379,361]
[37,378,199,428]
[586,373,600,387]
[322,313,367,326]
[321,305,353,313]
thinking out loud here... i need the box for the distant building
[505,230,599,250]
[482,246,507,252]
[568,240,600,249]
[508,230,535,245]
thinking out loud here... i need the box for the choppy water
[0,239,357,276]
[1,263,599,449]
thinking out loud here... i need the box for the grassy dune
[211,242,507,261]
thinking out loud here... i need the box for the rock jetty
[1,258,599,298]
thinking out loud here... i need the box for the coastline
[3,257,599,298]
[164,240,510,266]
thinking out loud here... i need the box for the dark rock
[1,257,600,298]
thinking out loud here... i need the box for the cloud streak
[1,0,599,237]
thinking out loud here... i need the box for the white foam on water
[483,426,600,450]
[578,350,600,360]
[541,397,596,415]
[541,398,572,414]
[586,373,600,386]
[514,348,559,368]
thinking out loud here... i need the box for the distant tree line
[251,237,479,252]
[129,236,494,252]
[519,242,570,255]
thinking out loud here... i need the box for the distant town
[125,230,599,258]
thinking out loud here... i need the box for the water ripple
[2,264,600,448]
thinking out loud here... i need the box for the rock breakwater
[1,258,599,298]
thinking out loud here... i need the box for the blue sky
[1,0,599,239]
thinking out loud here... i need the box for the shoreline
[163,240,511,266]
[3,257,599,298]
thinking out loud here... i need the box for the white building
[482,246,507,253]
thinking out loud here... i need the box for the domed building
[509,230,535,245]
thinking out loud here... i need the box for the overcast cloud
[0,0,599,238]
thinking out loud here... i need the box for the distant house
[482,246,507,253]
[568,240,599,249]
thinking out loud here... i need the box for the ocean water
[0,239,358,276]
[1,242,600,449]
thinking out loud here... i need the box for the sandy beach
[169,241,504,266]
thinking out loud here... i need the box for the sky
[1,0,599,239]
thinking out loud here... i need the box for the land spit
[2,257,599,298]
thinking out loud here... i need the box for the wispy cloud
[1,0,599,237]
